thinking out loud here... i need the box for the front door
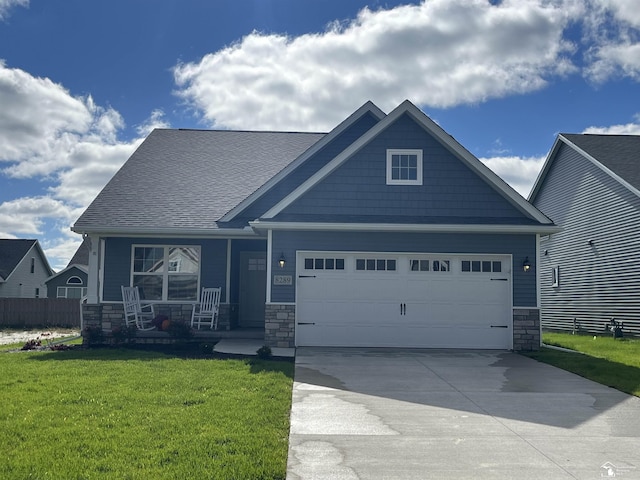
[239,252,267,328]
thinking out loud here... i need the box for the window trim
[552,266,560,288]
[130,245,201,302]
[57,286,87,298]
[386,149,423,185]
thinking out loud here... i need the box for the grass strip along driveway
[525,332,640,397]
[0,347,293,479]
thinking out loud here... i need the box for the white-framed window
[57,286,87,299]
[57,275,87,298]
[131,245,200,301]
[552,266,560,288]
[386,149,423,185]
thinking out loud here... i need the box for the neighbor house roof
[0,239,53,281]
[73,129,325,235]
[530,134,640,201]
[67,237,90,267]
[561,134,640,191]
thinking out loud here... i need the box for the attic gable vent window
[386,149,423,185]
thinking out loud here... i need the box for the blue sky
[1,0,639,270]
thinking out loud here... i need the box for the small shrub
[166,320,193,340]
[112,325,137,344]
[256,345,272,359]
[83,325,104,346]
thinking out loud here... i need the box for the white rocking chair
[121,286,156,331]
[191,287,221,330]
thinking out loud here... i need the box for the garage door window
[304,257,345,270]
[356,258,396,271]
[410,259,450,272]
[461,260,502,273]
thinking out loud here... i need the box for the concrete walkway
[213,338,295,358]
[287,348,640,480]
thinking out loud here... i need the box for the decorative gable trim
[529,134,640,202]
[219,101,386,222]
[45,264,89,283]
[262,100,554,225]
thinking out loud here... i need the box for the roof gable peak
[219,100,386,222]
[262,100,552,225]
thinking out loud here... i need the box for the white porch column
[266,229,273,303]
[85,234,101,303]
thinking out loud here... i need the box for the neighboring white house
[529,134,640,336]
[0,239,54,298]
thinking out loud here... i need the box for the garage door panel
[296,252,512,349]
[351,277,404,300]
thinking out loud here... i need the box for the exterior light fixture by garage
[523,257,531,272]
[279,253,286,269]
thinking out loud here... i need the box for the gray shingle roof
[67,237,90,267]
[562,134,640,191]
[0,239,37,280]
[74,129,325,232]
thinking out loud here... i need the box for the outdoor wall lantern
[279,253,286,269]
[523,257,531,272]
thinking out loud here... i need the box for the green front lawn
[524,332,640,397]
[0,348,294,479]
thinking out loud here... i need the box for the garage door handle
[491,278,508,281]
[297,322,315,325]
[490,325,508,328]
[298,275,317,278]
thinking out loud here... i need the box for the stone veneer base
[264,304,295,348]
[512,308,541,351]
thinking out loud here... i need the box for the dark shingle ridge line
[174,128,328,135]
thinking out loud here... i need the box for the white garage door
[296,252,512,349]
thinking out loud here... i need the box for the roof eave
[249,220,561,235]
[70,225,260,238]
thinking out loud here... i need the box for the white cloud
[0,0,27,20]
[174,0,579,131]
[583,116,640,134]
[583,0,640,82]
[480,155,547,198]
[0,61,165,267]
[0,196,71,236]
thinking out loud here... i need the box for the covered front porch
[80,234,296,347]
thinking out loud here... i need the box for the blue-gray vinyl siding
[102,237,228,302]
[230,112,380,224]
[270,230,536,306]
[45,267,87,297]
[276,113,530,223]
[534,143,640,335]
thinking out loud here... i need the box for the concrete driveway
[287,348,640,480]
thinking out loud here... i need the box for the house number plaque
[273,275,292,285]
